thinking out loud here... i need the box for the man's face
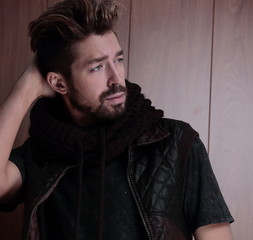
[65,31,127,124]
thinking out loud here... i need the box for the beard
[68,84,127,121]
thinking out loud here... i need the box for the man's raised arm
[0,59,54,202]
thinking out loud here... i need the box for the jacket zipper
[127,148,152,240]
[25,165,75,240]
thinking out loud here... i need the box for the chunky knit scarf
[29,81,164,165]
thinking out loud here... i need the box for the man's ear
[46,72,68,95]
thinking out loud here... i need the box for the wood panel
[0,1,47,239]
[210,0,253,239]
[128,0,214,146]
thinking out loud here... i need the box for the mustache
[100,85,127,101]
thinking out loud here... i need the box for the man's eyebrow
[87,55,108,65]
[86,50,124,65]
[116,49,124,57]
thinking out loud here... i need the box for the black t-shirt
[37,153,146,240]
[9,136,234,239]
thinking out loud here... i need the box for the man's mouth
[104,92,126,105]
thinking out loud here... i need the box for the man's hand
[14,57,56,100]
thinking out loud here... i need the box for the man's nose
[107,64,124,86]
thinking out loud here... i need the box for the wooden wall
[210,0,253,239]
[129,0,213,146]
[0,0,252,239]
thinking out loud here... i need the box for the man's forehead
[87,49,123,64]
[72,33,123,64]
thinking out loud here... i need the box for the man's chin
[95,103,126,122]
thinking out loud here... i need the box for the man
[0,0,234,239]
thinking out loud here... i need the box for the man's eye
[90,65,103,72]
[116,58,124,63]
[114,57,124,63]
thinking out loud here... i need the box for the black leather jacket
[13,119,197,240]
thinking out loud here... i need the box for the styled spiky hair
[29,0,119,79]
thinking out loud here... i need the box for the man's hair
[29,0,119,79]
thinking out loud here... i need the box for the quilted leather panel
[128,120,192,239]
[133,129,183,214]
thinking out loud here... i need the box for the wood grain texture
[0,1,46,239]
[128,0,214,146]
[210,0,253,239]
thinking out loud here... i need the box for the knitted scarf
[29,81,164,165]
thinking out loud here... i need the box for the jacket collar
[134,120,170,146]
